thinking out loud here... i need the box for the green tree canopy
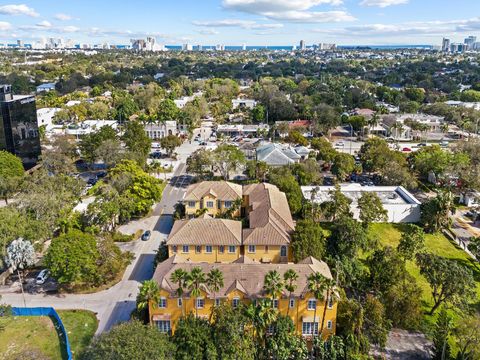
[80,321,174,360]
[44,230,99,285]
[0,151,24,204]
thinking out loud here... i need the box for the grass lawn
[0,310,97,360]
[58,310,98,358]
[367,223,480,330]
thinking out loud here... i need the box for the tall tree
[44,230,99,286]
[136,280,160,318]
[186,267,207,317]
[206,268,224,312]
[172,314,217,360]
[307,272,329,339]
[264,270,284,307]
[416,253,476,315]
[80,320,174,360]
[432,308,453,360]
[170,268,188,316]
[283,269,298,316]
[211,144,246,180]
[121,120,152,166]
[397,224,425,262]
[0,151,24,204]
[357,192,388,227]
[4,238,35,306]
[291,220,327,262]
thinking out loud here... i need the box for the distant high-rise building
[16,40,23,48]
[0,85,41,168]
[242,43,247,51]
[319,43,336,50]
[299,40,306,51]
[215,44,225,51]
[464,36,477,50]
[442,38,451,52]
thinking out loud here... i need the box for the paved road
[0,159,193,334]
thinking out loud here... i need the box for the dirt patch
[372,329,432,360]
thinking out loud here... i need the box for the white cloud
[196,29,220,35]
[54,13,72,21]
[0,4,38,17]
[313,17,480,38]
[60,26,80,33]
[193,19,283,29]
[221,0,354,23]
[36,20,52,28]
[0,21,12,31]
[360,0,408,8]
[223,0,343,12]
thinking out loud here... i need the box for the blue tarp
[11,307,73,360]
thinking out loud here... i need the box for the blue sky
[0,0,479,46]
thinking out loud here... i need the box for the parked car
[87,177,98,186]
[440,140,449,148]
[417,143,427,147]
[402,147,412,152]
[141,230,152,241]
[36,269,50,285]
[96,170,107,178]
[335,141,344,147]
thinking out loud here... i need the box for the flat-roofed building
[302,183,421,223]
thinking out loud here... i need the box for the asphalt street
[0,139,196,334]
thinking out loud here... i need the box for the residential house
[167,214,242,263]
[183,181,243,218]
[242,183,295,263]
[256,143,302,166]
[145,120,178,139]
[232,98,257,110]
[150,255,338,338]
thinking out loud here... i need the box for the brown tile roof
[243,183,294,245]
[152,255,333,299]
[184,181,242,202]
[167,214,242,245]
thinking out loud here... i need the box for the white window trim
[248,245,256,253]
[307,298,317,311]
[215,298,221,306]
[228,245,236,253]
[182,245,189,253]
[232,297,240,308]
[196,297,205,309]
[205,245,213,253]
[159,297,167,308]
[327,295,334,309]
[327,320,333,330]
[177,298,182,307]
[206,201,214,208]
[289,298,295,308]
[273,299,279,309]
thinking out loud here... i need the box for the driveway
[0,160,193,334]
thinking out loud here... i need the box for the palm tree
[319,278,337,335]
[186,267,207,317]
[307,272,329,339]
[207,268,224,316]
[367,112,379,135]
[136,280,160,319]
[170,268,188,316]
[245,299,278,356]
[283,269,298,316]
[263,270,283,308]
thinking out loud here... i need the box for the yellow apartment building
[175,181,295,263]
[183,181,242,218]
[150,255,337,338]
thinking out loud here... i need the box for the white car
[35,269,49,285]
[335,141,345,147]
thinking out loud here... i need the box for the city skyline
[0,0,479,46]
